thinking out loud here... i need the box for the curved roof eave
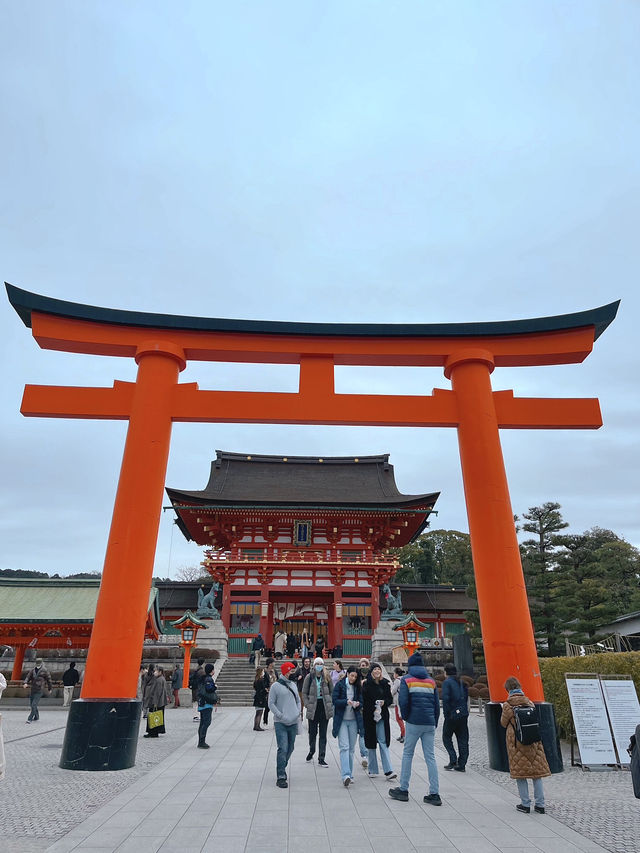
[6,283,620,341]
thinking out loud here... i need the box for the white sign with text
[566,677,617,765]
[601,679,640,765]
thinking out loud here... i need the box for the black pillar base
[59,698,142,771]
[485,701,564,774]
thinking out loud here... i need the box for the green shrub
[540,652,640,736]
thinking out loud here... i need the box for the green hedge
[539,651,640,736]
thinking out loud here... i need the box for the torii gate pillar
[5,283,618,771]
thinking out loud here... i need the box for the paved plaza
[1,704,637,853]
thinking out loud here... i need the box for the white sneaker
[385,771,397,781]
[343,777,351,787]
[350,776,355,784]
[367,771,379,777]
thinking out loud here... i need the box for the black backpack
[512,704,541,745]
[199,675,219,705]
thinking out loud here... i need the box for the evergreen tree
[520,502,568,656]
[553,527,625,641]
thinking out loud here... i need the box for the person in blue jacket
[441,663,469,771]
[389,652,441,805]
[331,666,365,787]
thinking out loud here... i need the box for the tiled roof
[166,451,439,509]
[0,579,159,623]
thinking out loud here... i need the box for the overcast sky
[1,2,638,579]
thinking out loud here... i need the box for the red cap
[280,662,296,676]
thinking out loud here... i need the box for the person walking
[252,666,268,731]
[389,652,440,805]
[314,636,325,659]
[391,667,405,743]
[332,665,364,787]
[302,657,333,767]
[23,658,52,723]
[295,657,312,714]
[268,661,301,788]
[362,662,396,781]
[501,676,550,814]
[189,658,206,721]
[251,634,265,670]
[262,658,277,727]
[357,657,371,767]
[61,662,80,708]
[441,663,469,771]
[170,665,183,707]
[196,663,217,748]
[331,659,345,687]
[144,666,171,738]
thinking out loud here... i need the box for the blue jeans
[367,719,393,775]
[274,722,297,780]
[338,718,359,780]
[517,777,545,808]
[28,692,42,721]
[399,722,439,794]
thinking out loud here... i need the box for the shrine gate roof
[166,451,439,510]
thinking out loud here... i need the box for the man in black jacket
[62,662,81,707]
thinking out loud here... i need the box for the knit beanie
[407,652,424,667]
[280,661,295,676]
[313,657,324,667]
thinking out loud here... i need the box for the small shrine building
[166,451,439,658]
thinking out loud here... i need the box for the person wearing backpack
[196,663,218,748]
[441,663,469,771]
[500,676,550,814]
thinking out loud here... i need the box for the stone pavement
[0,705,637,853]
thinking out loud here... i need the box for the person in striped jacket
[389,652,441,805]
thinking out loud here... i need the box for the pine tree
[520,502,568,656]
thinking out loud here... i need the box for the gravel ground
[465,710,640,853]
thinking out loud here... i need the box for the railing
[203,549,397,566]
[342,638,372,657]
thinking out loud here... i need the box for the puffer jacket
[500,692,551,780]
[302,671,334,722]
[398,664,439,727]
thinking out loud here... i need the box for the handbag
[147,709,164,730]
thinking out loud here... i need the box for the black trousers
[198,707,212,744]
[442,716,469,768]
[308,700,328,760]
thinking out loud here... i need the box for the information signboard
[601,679,640,765]
[566,677,617,766]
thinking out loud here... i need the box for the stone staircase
[214,657,258,706]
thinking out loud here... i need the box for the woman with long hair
[331,659,345,687]
[252,666,268,731]
[362,662,396,780]
[332,665,364,786]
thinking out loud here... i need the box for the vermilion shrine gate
[5,282,618,770]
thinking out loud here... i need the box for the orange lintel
[20,382,602,430]
[29,311,597,368]
[492,390,602,429]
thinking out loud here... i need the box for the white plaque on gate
[566,677,617,765]
[601,679,640,765]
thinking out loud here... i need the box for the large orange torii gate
[5,283,618,770]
